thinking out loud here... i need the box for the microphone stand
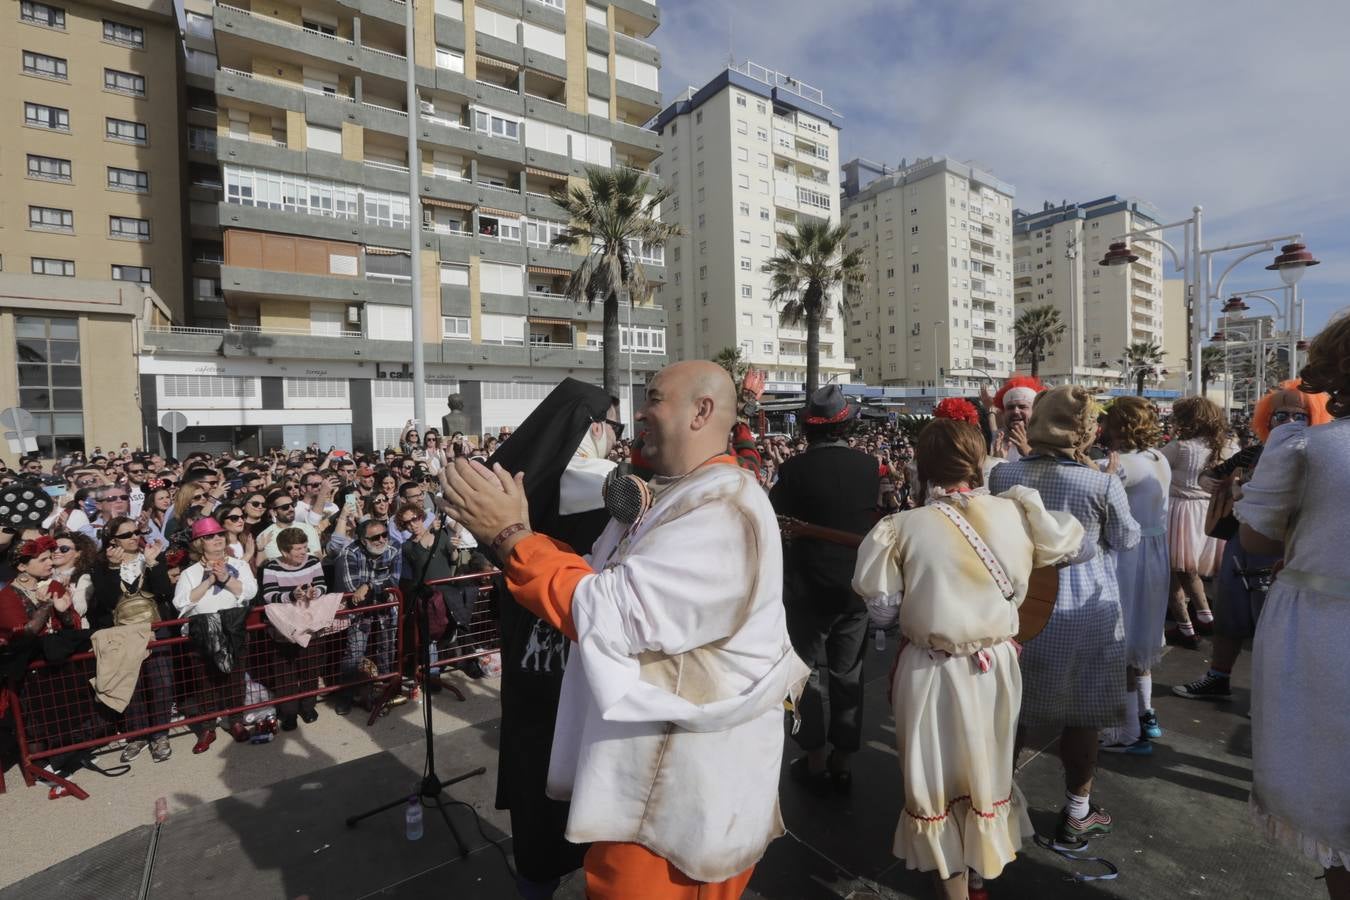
[345,509,486,856]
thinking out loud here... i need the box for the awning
[422,196,473,211]
[478,206,520,218]
[528,316,573,326]
[525,166,566,180]
[476,55,519,73]
[365,246,410,256]
[528,265,571,276]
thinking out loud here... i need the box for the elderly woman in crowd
[854,419,1084,899]
[1095,397,1171,752]
[258,526,328,731]
[1235,315,1350,899]
[988,385,1140,848]
[1160,396,1236,648]
[173,517,257,754]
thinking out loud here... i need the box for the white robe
[545,463,810,882]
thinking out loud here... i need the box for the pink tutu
[1167,497,1225,576]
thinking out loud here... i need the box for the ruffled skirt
[1167,497,1225,576]
[890,640,1031,879]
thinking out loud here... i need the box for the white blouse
[173,559,257,617]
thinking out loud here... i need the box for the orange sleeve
[503,532,594,642]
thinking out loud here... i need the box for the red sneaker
[192,730,216,754]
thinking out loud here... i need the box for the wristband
[490,523,527,556]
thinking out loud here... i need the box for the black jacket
[770,442,880,601]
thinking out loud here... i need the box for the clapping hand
[440,458,530,546]
[144,539,165,566]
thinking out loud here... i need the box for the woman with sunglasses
[362,492,399,546]
[173,517,257,753]
[166,482,209,543]
[214,503,256,566]
[49,532,97,624]
[91,516,175,763]
[240,491,271,537]
[422,431,446,476]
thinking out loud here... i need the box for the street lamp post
[403,0,426,428]
[932,320,945,392]
[1099,206,1318,397]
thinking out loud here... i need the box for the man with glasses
[80,484,132,545]
[296,473,339,528]
[256,490,323,561]
[333,517,403,716]
[124,461,149,518]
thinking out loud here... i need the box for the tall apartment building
[149,0,667,452]
[1012,197,1165,385]
[840,157,1016,388]
[2,0,183,452]
[653,62,852,392]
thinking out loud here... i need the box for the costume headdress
[993,375,1047,411]
[933,397,979,425]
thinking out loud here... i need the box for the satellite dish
[160,411,188,434]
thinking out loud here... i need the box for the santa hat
[993,375,1047,411]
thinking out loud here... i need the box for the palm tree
[1014,305,1066,379]
[762,220,866,396]
[550,166,681,398]
[1122,341,1166,395]
[712,346,746,380]
[1200,345,1225,396]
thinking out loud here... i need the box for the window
[438,263,468,286]
[23,50,67,79]
[736,119,748,135]
[27,155,71,182]
[695,111,703,125]
[762,341,774,354]
[194,277,222,301]
[736,174,750,190]
[29,206,73,232]
[740,256,752,270]
[435,47,464,72]
[363,188,410,228]
[586,50,608,72]
[184,10,213,37]
[480,313,526,345]
[188,126,216,153]
[435,0,463,18]
[21,1,65,29]
[522,21,565,58]
[15,316,83,457]
[109,215,150,240]
[738,231,751,244]
[740,284,752,298]
[527,218,566,248]
[106,117,147,144]
[104,68,145,96]
[614,54,658,91]
[756,128,768,141]
[472,107,520,141]
[587,95,608,117]
[798,187,830,210]
[102,19,144,48]
[24,102,69,131]
[760,208,770,221]
[306,122,342,153]
[223,164,359,220]
[366,304,413,341]
[111,264,151,282]
[735,93,746,107]
[480,262,523,295]
[31,257,74,277]
[474,6,519,41]
[585,3,606,24]
[442,316,470,340]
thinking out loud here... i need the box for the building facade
[840,156,1016,388]
[1012,196,1164,386]
[653,62,852,393]
[4,0,187,319]
[148,0,667,452]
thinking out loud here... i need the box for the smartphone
[43,485,66,499]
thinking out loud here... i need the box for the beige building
[148,0,667,451]
[0,272,170,455]
[3,0,187,319]
[1013,197,1165,386]
[841,156,1015,388]
[1161,277,1189,389]
[653,62,852,392]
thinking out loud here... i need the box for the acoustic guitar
[776,515,1060,643]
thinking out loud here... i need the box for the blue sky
[650,0,1350,336]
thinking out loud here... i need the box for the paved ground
[1,637,1327,899]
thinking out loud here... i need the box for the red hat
[993,376,1047,410]
[934,397,979,424]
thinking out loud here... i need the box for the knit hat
[1027,385,1099,464]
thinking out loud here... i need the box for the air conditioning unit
[346,305,361,325]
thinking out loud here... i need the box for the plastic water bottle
[154,797,168,824]
[874,628,886,652]
[405,796,423,841]
[249,730,274,745]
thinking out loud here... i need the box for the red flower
[934,398,980,424]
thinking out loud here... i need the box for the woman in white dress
[1160,396,1234,648]
[1235,314,1350,899]
[853,419,1084,900]
[1098,397,1171,752]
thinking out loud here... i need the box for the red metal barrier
[422,570,502,667]
[3,589,403,800]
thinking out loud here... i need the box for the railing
[362,100,408,118]
[477,231,521,243]
[219,66,358,103]
[475,79,520,97]
[148,324,364,339]
[477,181,521,194]
[364,159,410,173]
[216,3,357,45]
[423,113,467,130]
[363,44,407,61]
[529,289,567,301]
[424,222,467,235]
[523,92,566,108]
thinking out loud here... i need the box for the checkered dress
[989,456,1141,728]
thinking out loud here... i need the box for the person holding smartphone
[259,528,328,730]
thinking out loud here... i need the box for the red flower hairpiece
[146,478,169,491]
[164,547,188,568]
[934,398,980,425]
[17,535,58,559]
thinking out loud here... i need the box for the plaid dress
[989,456,1141,728]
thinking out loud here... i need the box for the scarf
[1027,385,1099,465]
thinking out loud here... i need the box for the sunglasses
[101,494,129,502]
[1270,410,1309,425]
[398,519,418,527]
[247,500,265,507]
[271,502,294,512]
[222,514,245,522]
[127,469,145,475]
[365,531,389,542]
[55,543,76,553]
[603,419,625,440]
[114,529,148,540]
[304,481,323,488]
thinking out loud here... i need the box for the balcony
[215,4,362,70]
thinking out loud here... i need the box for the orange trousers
[583,841,755,899]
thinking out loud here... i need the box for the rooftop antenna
[727,10,735,68]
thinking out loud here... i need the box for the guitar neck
[777,517,865,548]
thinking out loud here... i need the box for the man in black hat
[769,384,880,792]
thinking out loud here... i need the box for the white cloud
[653,0,1350,332]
